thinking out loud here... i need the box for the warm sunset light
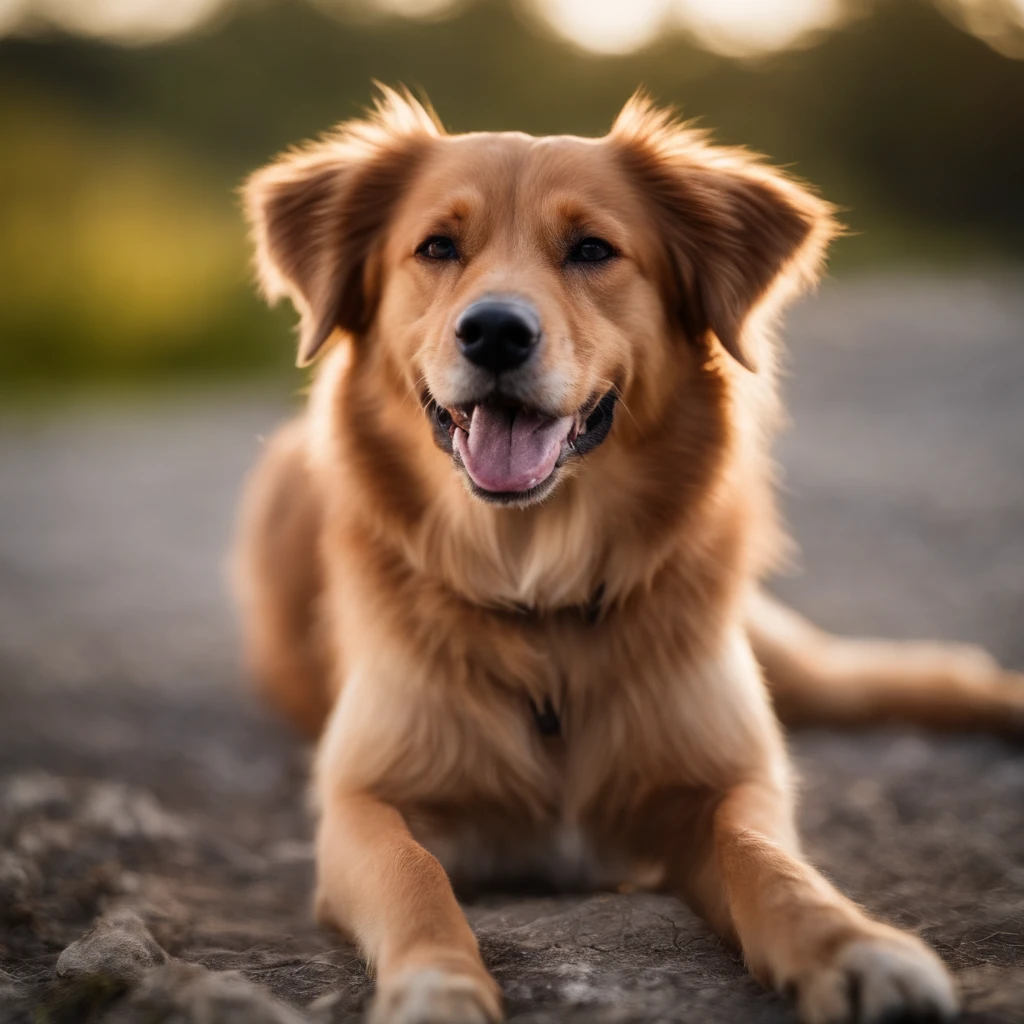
[940,0,1024,56]
[0,0,224,42]
[0,0,1022,56]
[676,0,844,55]
[536,0,844,55]
[2,0,1024,1011]
[535,0,674,54]
[368,0,463,17]
[312,0,464,20]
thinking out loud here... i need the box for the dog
[233,88,1023,1024]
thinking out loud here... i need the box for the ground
[1,274,1022,1023]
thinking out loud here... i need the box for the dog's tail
[748,589,1024,736]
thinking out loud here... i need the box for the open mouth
[426,390,618,503]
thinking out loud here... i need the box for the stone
[56,909,168,985]
[109,962,309,1024]
[2,283,1024,1022]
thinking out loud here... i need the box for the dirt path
[1,274,1022,1022]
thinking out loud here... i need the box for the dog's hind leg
[748,589,1024,735]
[232,417,333,738]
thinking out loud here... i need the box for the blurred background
[2,4,1024,1021]
[1,0,1024,390]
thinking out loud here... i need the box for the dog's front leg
[316,790,502,1024]
[683,779,958,1024]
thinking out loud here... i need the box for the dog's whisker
[402,373,430,407]
[592,377,638,431]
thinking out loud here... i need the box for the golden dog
[234,89,1023,1024]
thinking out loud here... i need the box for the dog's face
[247,90,832,510]
[377,131,663,505]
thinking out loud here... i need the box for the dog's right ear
[244,87,441,366]
[611,93,837,373]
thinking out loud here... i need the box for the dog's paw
[785,931,958,1024]
[369,968,501,1024]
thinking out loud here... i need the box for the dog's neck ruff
[506,582,606,625]
[498,586,606,739]
[529,696,562,737]
[519,587,605,738]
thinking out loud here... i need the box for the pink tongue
[454,404,573,493]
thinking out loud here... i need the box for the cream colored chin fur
[229,88,1024,1024]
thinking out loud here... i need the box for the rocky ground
[1,274,1023,1023]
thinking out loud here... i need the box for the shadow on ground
[1,274,1022,1022]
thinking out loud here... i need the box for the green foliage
[1,0,1022,386]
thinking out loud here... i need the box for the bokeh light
[2,0,1024,387]
[3,0,223,42]
[534,0,846,55]
[674,0,845,55]
[313,0,466,22]
[534,0,673,54]
[1,0,1023,56]
[939,0,1024,57]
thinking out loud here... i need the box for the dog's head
[247,88,834,511]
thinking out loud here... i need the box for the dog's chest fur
[403,699,665,893]
[352,612,777,894]
[319,492,779,894]
[418,816,660,894]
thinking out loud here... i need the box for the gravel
[0,273,1022,1023]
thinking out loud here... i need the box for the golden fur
[233,89,1023,1024]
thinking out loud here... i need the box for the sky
[0,0,1022,57]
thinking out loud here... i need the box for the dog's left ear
[244,87,441,366]
[612,95,837,372]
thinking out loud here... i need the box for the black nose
[455,299,540,373]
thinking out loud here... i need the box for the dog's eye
[417,236,459,261]
[568,237,616,264]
